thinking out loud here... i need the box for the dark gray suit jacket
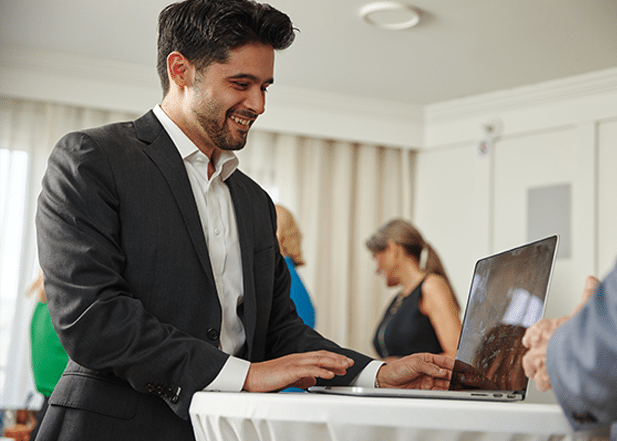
[35,111,371,441]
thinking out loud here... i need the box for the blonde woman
[275,205,315,328]
[367,219,461,360]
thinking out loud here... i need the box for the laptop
[309,235,559,402]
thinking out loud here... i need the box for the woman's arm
[420,274,462,359]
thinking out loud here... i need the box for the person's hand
[449,360,499,390]
[243,350,354,392]
[376,353,453,390]
[522,275,599,391]
[521,316,568,391]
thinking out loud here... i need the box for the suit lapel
[134,112,217,290]
[226,174,257,351]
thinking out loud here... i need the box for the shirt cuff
[202,356,251,392]
[350,360,385,388]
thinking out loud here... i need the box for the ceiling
[1,0,617,106]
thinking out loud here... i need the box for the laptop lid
[448,234,559,396]
[309,235,559,401]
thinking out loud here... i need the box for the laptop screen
[449,235,558,392]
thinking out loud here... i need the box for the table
[189,391,609,441]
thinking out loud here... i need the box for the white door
[493,124,597,319]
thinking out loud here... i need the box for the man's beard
[206,114,248,151]
[193,100,253,152]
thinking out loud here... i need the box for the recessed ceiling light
[359,1,420,31]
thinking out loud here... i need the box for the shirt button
[207,328,219,341]
[213,227,220,235]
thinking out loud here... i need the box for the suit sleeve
[546,262,617,431]
[259,199,373,384]
[36,131,228,419]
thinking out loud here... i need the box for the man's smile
[229,113,255,128]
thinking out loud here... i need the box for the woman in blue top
[275,205,315,328]
[367,219,461,361]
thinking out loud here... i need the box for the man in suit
[35,0,453,440]
[522,268,617,439]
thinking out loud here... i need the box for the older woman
[367,219,461,360]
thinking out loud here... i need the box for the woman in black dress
[367,219,462,361]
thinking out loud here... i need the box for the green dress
[30,301,69,397]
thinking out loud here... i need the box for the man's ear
[167,51,193,89]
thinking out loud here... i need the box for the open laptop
[309,235,559,402]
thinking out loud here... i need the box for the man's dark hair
[157,0,296,95]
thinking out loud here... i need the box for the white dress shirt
[152,105,381,391]
[153,105,249,391]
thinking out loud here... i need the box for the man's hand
[521,316,568,391]
[243,350,354,392]
[449,360,499,391]
[376,353,454,391]
[522,275,599,392]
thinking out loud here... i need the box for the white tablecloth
[189,391,608,441]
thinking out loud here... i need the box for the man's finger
[431,378,451,390]
[521,351,537,377]
[304,351,354,369]
[574,275,599,314]
[416,359,450,378]
[534,373,551,392]
[288,377,317,390]
[521,328,534,348]
[294,352,355,377]
[420,353,455,370]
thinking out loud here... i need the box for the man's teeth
[230,115,251,126]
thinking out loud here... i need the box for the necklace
[389,276,427,315]
[389,292,406,315]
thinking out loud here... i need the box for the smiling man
[162,41,273,173]
[35,1,453,440]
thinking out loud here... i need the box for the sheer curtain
[239,131,416,356]
[0,97,415,408]
[0,97,137,407]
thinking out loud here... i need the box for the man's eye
[232,82,248,89]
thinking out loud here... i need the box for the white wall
[598,120,617,279]
[417,67,617,319]
[0,44,423,150]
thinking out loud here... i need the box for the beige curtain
[1,96,415,409]
[240,131,416,356]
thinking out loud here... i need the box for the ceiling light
[359,1,420,31]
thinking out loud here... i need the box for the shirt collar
[152,104,239,181]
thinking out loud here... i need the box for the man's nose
[245,87,266,115]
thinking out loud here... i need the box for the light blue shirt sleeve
[546,262,617,434]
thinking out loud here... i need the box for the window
[0,148,37,406]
